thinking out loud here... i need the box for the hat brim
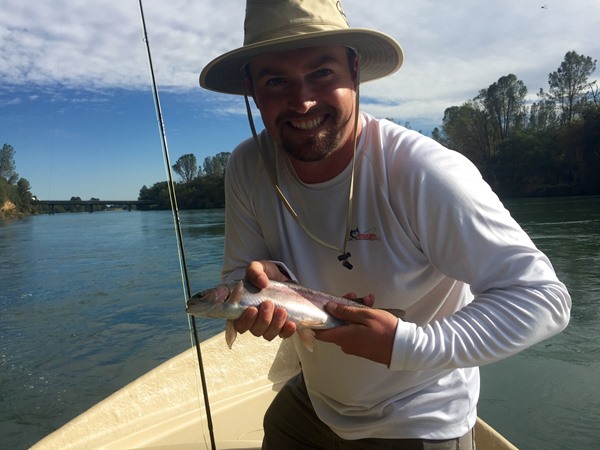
[200,29,403,95]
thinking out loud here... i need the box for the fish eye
[196,289,210,299]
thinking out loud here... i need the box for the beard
[278,108,352,162]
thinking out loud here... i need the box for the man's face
[248,46,357,163]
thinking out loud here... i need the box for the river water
[1,197,598,449]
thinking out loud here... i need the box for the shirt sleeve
[388,136,571,370]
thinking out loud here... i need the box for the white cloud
[1,0,599,129]
[0,97,22,107]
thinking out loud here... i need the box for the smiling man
[247,46,359,182]
[199,1,571,449]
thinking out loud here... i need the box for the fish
[186,279,389,351]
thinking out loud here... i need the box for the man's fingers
[313,328,334,344]
[236,301,291,342]
[315,306,399,366]
[246,261,270,289]
[342,293,376,307]
[234,306,259,334]
[325,302,370,323]
[360,294,376,307]
[249,301,275,336]
[279,321,296,339]
[260,304,289,341]
[245,260,291,289]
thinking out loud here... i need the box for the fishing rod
[137,2,216,449]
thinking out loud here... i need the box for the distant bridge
[32,199,157,214]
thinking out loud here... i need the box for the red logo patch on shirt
[349,228,381,241]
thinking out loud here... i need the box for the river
[1,196,598,449]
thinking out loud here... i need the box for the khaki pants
[263,374,474,450]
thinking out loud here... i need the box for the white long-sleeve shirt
[222,113,570,440]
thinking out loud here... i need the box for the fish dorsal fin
[225,320,238,349]
[297,328,316,352]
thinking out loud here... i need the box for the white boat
[32,332,518,449]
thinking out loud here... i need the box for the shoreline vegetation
[2,51,598,219]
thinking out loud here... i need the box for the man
[199,1,571,448]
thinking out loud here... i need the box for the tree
[443,74,527,166]
[16,178,32,209]
[442,101,495,164]
[528,97,558,132]
[438,53,600,197]
[544,51,597,124]
[203,152,231,177]
[431,127,447,145]
[172,153,199,183]
[560,104,600,194]
[478,74,527,139]
[0,143,18,184]
[138,182,171,209]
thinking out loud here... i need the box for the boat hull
[32,332,516,449]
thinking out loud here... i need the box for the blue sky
[1,0,599,200]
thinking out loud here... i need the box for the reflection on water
[1,199,599,449]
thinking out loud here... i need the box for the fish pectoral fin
[297,328,316,352]
[225,320,237,349]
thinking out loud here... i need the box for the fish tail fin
[225,320,238,349]
[297,328,316,352]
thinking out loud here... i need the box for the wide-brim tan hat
[200,0,404,95]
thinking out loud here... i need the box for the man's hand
[233,261,296,341]
[314,302,399,366]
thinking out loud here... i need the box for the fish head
[185,280,244,318]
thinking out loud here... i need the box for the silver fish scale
[240,280,357,328]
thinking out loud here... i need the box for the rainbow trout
[186,279,383,351]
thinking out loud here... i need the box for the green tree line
[0,143,34,218]
[138,152,231,209]
[432,51,599,197]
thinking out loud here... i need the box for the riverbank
[0,200,24,220]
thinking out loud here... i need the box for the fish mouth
[185,293,203,310]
